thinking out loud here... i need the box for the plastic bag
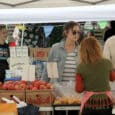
[18,104,39,115]
[53,81,83,98]
[53,81,83,105]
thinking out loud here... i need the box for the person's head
[0,25,7,43]
[79,36,103,64]
[63,21,80,42]
[110,21,115,29]
[87,30,94,37]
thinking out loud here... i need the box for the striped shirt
[62,48,77,81]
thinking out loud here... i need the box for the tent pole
[21,24,24,47]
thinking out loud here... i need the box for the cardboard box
[0,103,17,115]
[29,47,34,58]
[16,47,22,57]
[34,48,50,61]
[10,47,16,57]
[0,90,26,102]
[22,46,28,57]
[10,46,28,57]
[26,89,53,106]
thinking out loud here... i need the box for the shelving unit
[39,106,115,115]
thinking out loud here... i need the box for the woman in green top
[75,36,115,115]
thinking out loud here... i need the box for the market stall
[0,4,115,115]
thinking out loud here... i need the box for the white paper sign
[21,65,35,81]
[22,46,28,57]
[47,62,59,78]
[28,65,35,81]
[16,46,22,57]
[20,65,29,81]
[10,47,16,57]
[9,57,29,70]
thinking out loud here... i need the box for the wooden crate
[0,90,26,102]
[26,89,53,106]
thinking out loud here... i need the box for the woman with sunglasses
[75,36,115,115]
[42,21,81,82]
[42,21,81,115]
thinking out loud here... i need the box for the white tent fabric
[0,4,115,24]
[0,0,115,8]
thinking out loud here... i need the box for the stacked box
[0,90,26,102]
[29,47,50,61]
[26,89,54,106]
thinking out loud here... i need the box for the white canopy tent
[0,4,115,24]
[0,0,115,8]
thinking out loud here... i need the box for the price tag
[47,62,59,78]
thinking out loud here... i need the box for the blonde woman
[75,36,115,115]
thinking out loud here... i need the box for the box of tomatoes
[25,80,54,106]
[26,89,54,106]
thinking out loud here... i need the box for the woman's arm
[75,74,83,93]
[110,70,115,81]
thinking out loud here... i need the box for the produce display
[0,80,82,106]
[0,80,52,90]
[1,81,27,90]
[0,80,54,106]
[52,81,82,105]
[54,96,81,105]
[28,80,52,90]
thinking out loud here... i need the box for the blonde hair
[79,36,103,64]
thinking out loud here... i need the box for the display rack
[39,107,54,115]
[54,105,80,115]
[39,105,80,115]
[39,105,115,115]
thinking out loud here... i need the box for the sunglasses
[72,30,80,35]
